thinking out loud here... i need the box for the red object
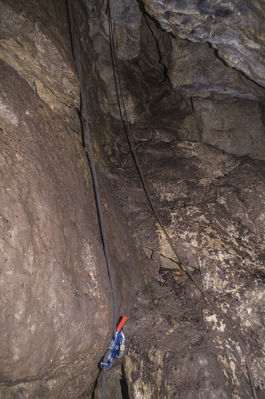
[116,316,127,332]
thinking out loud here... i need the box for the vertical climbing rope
[66,0,117,337]
[67,1,123,395]
[67,0,257,397]
[105,2,257,398]
[67,3,118,397]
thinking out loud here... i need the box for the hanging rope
[105,2,257,398]
[67,3,131,398]
[67,0,257,397]
[66,0,117,338]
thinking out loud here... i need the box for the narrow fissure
[120,363,130,399]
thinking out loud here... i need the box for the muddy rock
[0,0,79,126]
[0,58,112,398]
[0,1,144,397]
[1,0,265,397]
[122,141,265,398]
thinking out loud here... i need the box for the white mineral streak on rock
[0,101,18,126]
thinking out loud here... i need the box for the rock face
[89,0,265,161]
[0,0,79,122]
[167,37,265,102]
[142,0,265,88]
[0,1,143,398]
[192,97,265,160]
[82,0,265,397]
[0,59,111,397]
[0,0,265,398]
[121,142,265,398]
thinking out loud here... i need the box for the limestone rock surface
[88,0,265,161]
[78,1,265,397]
[142,0,265,88]
[0,58,111,398]
[0,1,144,397]
[0,0,79,124]
[121,141,265,398]
[192,97,265,160]
[167,38,265,102]
[1,0,265,397]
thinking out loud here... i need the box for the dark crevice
[120,362,130,399]
[77,100,85,148]
[137,0,174,92]
[136,0,176,39]
[90,369,100,399]
[144,15,174,91]
[189,97,203,141]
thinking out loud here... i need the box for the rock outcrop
[142,0,265,88]
[0,1,143,397]
[0,0,265,398]
[120,142,265,398]
[83,1,265,397]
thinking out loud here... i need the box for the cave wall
[87,0,265,161]
[0,0,265,398]
[142,0,265,88]
[0,1,143,398]
[81,1,265,398]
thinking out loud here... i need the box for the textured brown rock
[0,1,144,397]
[167,38,265,102]
[142,0,265,87]
[122,141,265,398]
[0,0,79,124]
[88,0,193,129]
[88,0,265,162]
[82,5,265,395]
[0,58,112,398]
[1,0,265,397]
[192,97,265,160]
